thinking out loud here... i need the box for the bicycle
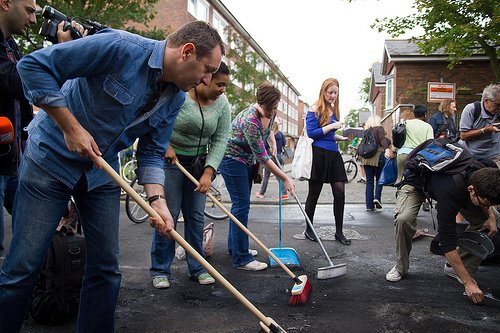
[343,155,358,183]
[125,173,229,224]
[125,176,149,224]
[204,173,229,220]
[121,158,137,183]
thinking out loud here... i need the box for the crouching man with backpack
[385,139,500,304]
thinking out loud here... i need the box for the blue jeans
[150,163,207,278]
[364,153,385,209]
[218,158,254,267]
[0,157,121,333]
[0,175,17,255]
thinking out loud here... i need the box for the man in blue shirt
[459,84,500,167]
[0,20,224,333]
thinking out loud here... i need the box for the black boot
[304,228,318,242]
[335,232,351,245]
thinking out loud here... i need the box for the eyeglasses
[474,192,491,208]
[486,99,500,109]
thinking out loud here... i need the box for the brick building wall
[147,0,192,32]
[372,90,385,121]
[382,60,494,131]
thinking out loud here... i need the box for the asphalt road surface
[4,202,498,333]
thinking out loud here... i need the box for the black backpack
[30,225,86,324]
[392,122,406,149]
[358,128,378,158]
[402,138,485,229]
[404,138,475,177]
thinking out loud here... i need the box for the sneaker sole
[385,274,402,282]
[198,279,215,285]
[153,283,170,289]
[386,267,404,282]
[236,264,268,271]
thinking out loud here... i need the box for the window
[256,61,265,73]
[385,77,394,110]
[282,119,288,133]
[187,0,208,21]
[212,12,228,44]
[289,107,297,121]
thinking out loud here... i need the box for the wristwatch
[480,128,485,134]
[147,194,166,204]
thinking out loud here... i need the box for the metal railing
[381,103,415,125]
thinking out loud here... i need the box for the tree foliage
[18,0,166,54]
[343,108,360,127]
[372,0,500,82]
[359,72,371,104]
[225,31,277,117]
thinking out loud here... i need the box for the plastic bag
[175,222,215,260]
[291,134,313,180]
[378,158,397,186]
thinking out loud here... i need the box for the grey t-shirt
[459,101,500,160]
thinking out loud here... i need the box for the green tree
[18,0,165,54]
[226,31,277,117]
[372,0,500,82]
[344,108,360,127]
[359,73,371,104]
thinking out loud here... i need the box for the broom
[175,160,311,305]
[294,194,347,280]
[99,157,287,333]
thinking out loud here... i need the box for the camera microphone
[41,5,70,23]
[0,117,14,145]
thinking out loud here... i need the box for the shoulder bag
[291,128,313,180]
[189,90,216,181]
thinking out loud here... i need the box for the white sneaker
[236,260,268,271]
[152,276,170,289]
[227,249,258,256]
[373,199,382,209]
[386,266,403,282]
[197,272,215,285]
[444,263,463,284]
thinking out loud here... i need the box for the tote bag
[378,158,397,186]
[291,131,313,180]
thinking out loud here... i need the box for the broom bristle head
[290,274,308,295]
[288,277,311,305]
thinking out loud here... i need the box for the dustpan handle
[274,156,284,249]
[278,179,283,249]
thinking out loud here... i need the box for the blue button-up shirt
[17,29,185,190]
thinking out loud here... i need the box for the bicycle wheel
[122,159,137,183]
[344,160,358,183]
[204,174,229,220]
[125,176,149,224]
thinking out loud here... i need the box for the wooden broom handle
[174,160,298,280]
[98,157,281,330]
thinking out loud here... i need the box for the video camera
[39,5,107,44]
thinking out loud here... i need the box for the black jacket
[0,28,33,175]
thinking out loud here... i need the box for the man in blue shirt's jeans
[0,21,224,333]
